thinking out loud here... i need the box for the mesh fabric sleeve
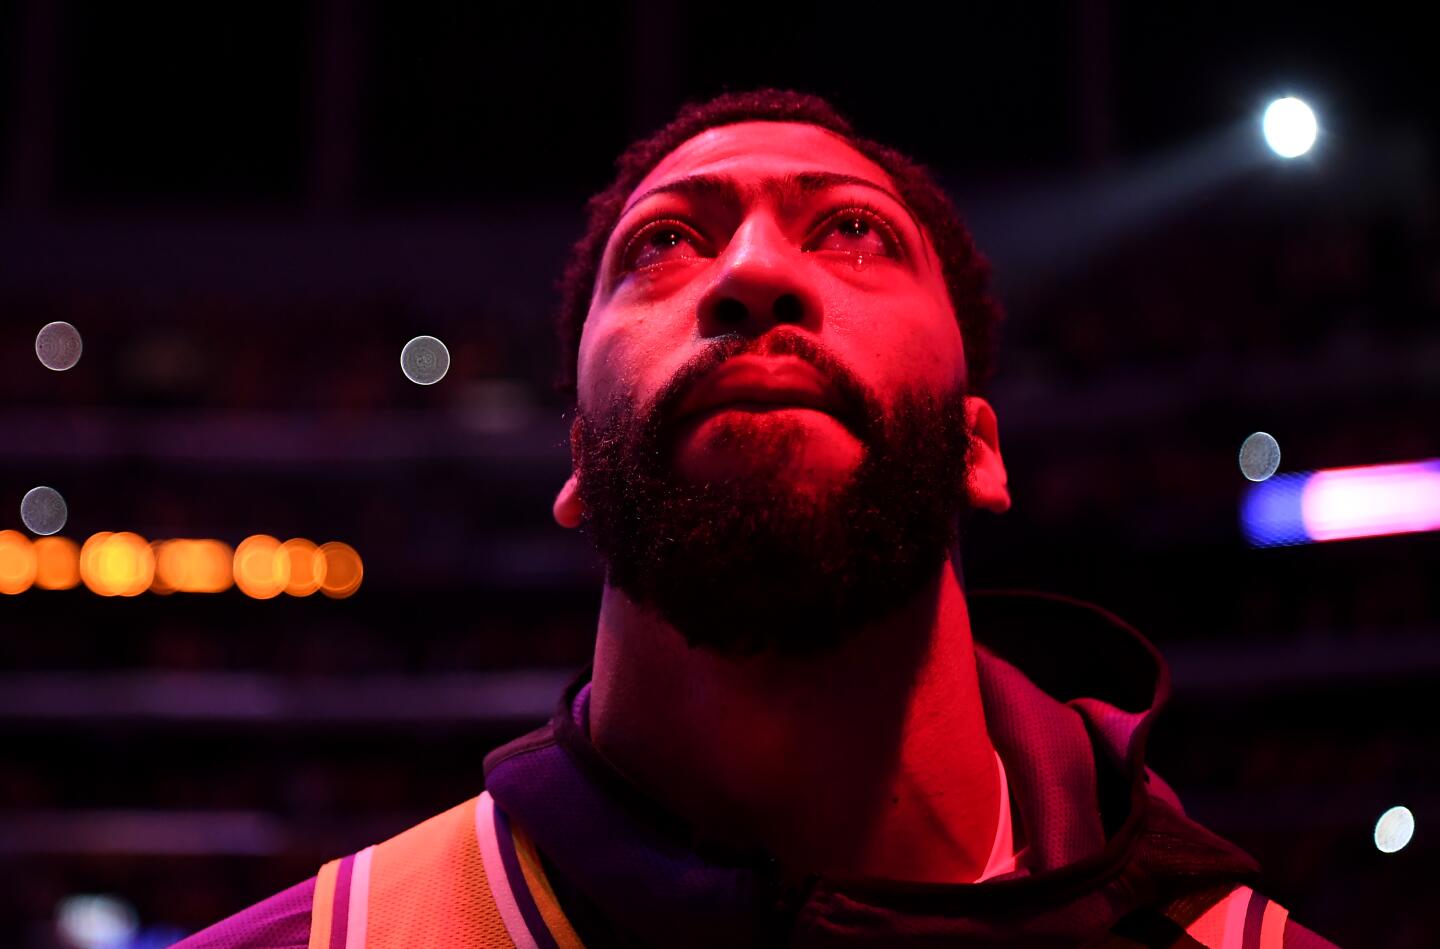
[171,875,314,949]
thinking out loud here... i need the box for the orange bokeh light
[79,532,111,591]
[33,536,80,590]
[191,539,235,593]
[7,530,357,599]
[318,541,363,599]
[79,532,154,597]
[149,539,175,595]
[154,539,235,594]
[0,530,38,595]
[280,538,327,596]
[234,534,291,599]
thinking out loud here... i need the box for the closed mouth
[672,356,844,426]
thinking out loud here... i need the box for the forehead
[626,121,902,207]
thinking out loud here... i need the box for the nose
[696,214,824,339]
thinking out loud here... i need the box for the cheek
[828,292,964,392]
[578,305,696,411]
[577,316,632,411]
[897,317,964,387]
[895,288,965,384]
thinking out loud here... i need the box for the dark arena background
[1,2,1437,946]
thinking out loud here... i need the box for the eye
[810,202,902,259]
[616,200,905,275]
[621,219,705,272]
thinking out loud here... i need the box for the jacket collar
[482,590,1261,946]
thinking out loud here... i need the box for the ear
[964,395,1010,514]
[553,416,587,528]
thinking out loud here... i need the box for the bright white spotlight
[56,893,140,949]
[1263,97,1317,158]
[1374,805,1414,853]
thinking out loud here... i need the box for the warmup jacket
[176,591,1340,947]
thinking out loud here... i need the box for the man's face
[565,121,993,658]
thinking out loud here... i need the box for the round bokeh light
[318,541,363,599]
[1263,97,1318,158]
[79,532,154,597]
[233,534,292,600]
[1374,805,1414,854]
[1238,432,1282,482]
[0,530,37,595]
[56,893,140,949]
[21,485,68,535]
[35,321,84,371]
[34,536,81,590]
[401,335,451,385]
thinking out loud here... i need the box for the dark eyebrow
[617,170,924,239]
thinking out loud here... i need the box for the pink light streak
[1300,460,1440,542]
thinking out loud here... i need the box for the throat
[589,556,1005,883]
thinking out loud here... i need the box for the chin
[576,382,973,658]
[670,409,865,484]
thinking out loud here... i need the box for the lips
[673,355,843,424]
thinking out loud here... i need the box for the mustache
[646,328,879,443]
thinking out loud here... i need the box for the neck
[589,553,1001,884]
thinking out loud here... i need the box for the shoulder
[170,876,314,949]
[170,797,484,949]
[1153,882,1341,948]
[1134,779,1340,946]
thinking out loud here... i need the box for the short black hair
[551,86,1003,400]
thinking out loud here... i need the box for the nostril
[714,298,748,324]
[773,293,803,323]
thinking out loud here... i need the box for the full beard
[573,384,973,660]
